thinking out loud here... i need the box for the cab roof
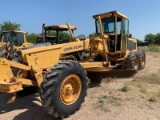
[93,10,127,19]
[3,30,26,34]
[37,35,56,38]
[44,25,77,31]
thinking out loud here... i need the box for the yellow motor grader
[0,11,146,118]
[0,30,33,59]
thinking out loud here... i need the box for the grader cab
[0,30,33,59]
[91,11,146,71]
[0,11,146,118]
[36,24,77,44]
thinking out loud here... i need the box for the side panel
[25,48,61,69]
[22,39,90,69]
[128,38,137,50]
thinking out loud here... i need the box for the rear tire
[40,61,88,118]
[138,50,146,70]
[126,52,139,73]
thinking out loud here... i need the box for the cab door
[121,19,129,51]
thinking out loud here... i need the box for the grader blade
[104,69,136,78]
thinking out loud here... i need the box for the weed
[140,87,148,94]
[121,85,130,92]
[106,77,112,83]
[90,96,94,99]
[156,89,160,97]
[101,95,109,99]
[146,104,154,110]
[109,96,122,106]
[96,99,104,108]
[152,73,160,82]
[149,97,156,102]
[104,109,111,113]
[139,95,145,99]
[109,91,112,95]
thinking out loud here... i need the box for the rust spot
[10,78,16,83]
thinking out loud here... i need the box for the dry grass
[125,80,160,102]
[94,93,123,112]
[139,45,160,52]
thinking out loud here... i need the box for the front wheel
[40,61,88,118]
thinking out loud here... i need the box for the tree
[155,33,160,45]
[0,21,21,33]
[45,31,71,43]
[144,33,156,45]
[137,39,145,46]
[59,32,71,43]
[27,33,37,43]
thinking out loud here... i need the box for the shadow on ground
[0,91,61,120]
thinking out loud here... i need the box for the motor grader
[35,24,76,44]
[0,10,146,118]
[0,30,33,59]
[36,35,56,44]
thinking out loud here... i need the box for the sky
[0,0,160,40]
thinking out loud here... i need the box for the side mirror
[129,34,132,38]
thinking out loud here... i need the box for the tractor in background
[0,30,33,59]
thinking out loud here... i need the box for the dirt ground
[0,51,160,120]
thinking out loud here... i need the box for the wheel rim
[141,54,145,66]
[60,74,82,105]
[134,57,138,69]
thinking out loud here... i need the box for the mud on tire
[40,61,88,118]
